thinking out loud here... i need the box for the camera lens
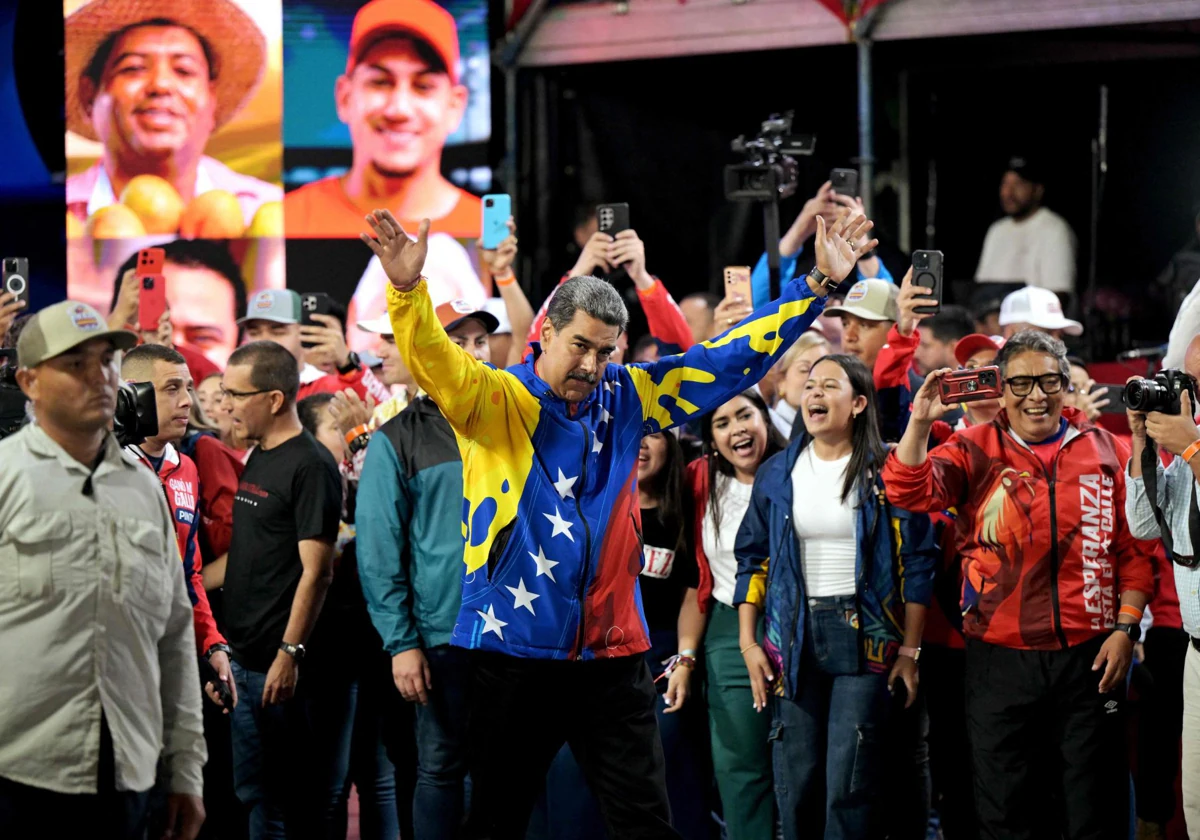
[143,277,154,289]
[1124,379,1166,413]
[485,199,494,207]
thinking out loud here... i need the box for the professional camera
[1123,369,1199,416]
[724,112,816,202]
[0,348,26,440]
[113,381,158,447]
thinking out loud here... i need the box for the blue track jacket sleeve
[357,431,421,655]
[894,505,938,607]
[733,469,773,608]
[751,250,801,309]
[627,274,826,434]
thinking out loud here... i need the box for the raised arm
[629,213,877,433]
[364,210,513,437]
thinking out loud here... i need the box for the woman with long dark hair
[683,389,787,840]
[733,355,938,839]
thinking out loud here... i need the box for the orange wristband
[493,270,516,287]
[1182,439,1200,464]
[1119,605,1144,623]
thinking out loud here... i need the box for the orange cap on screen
[347,0,461,85]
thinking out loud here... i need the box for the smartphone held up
[135,248,167,332]
[3,257,29,307]
[911,250,944,316]
[723,266,752,305]
[940,366,1002,406]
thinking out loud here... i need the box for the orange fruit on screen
[180,190,246,239]
[245,201,283,238]
[120,174,184,234]
[66,211,85,239]
[86,204,147,239]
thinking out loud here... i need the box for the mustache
[567,371,597,384]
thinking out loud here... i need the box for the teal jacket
[357,396,465,654]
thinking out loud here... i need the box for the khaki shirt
[0,425,206,795]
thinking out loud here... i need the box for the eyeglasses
[1004,374,1067,397]
[219,387,271,402]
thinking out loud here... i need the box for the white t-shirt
[702,475,754,607]
[975,206,1077,293]
[791,447,857,598]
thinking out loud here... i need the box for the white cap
[356,315,394,336]
[482,298,512,335]
[998,286,1083,337]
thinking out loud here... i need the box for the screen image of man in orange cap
[282,0,482,239]
[64,0,282,235]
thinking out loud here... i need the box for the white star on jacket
[544,506,575,542]
[476,604,508,639]
[591,431,604,455]
[530,545,559,582]
[554,469,578,500]
[506,578,540,615]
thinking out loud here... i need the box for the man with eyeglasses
[883,329,1155,840]
[219,340,349,838]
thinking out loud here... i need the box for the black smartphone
[830,168,858,197]
[2,257,29,306]
[911,250,944,315]
[596,203,630,237]
[300,292,336,348]
[1097,384,1128,414]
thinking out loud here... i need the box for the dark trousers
[229,659,357,840]
[1135,626,1188,825]
[412,645,473,840]
[464,650,680,840]
[922,643,976,840]
[0,715,150,839]
[966,636,1129,840]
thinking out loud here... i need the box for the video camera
[0,348,26,439]
[724,112,816,202]
[1123,369,1198,416]
[113,381,158,448]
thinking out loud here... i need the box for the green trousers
[704,601,775,840]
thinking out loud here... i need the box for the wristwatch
[279,641,307,661]
[1114,622,1141,643]
[807,266,834,290]
[898,645,921,662]
[337,352,361,375]
[204,642,232,661]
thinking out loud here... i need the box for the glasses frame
[219,387,273,402]
[1003,374,1068,398]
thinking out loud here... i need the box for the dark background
[4,0,1199,360]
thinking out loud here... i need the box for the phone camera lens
[485,199,494,207]
[142,277,153,289]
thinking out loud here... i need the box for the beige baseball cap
[17,301,137,369]
[824,279,899,322]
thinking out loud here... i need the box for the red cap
[436,299,499,334]
[953,333,1005,367]
[347,0,460,84]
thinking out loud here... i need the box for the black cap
[1005,155,1045,186]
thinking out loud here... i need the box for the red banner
[814,0,890,26]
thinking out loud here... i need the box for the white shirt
[770,400,798,440]
[975,207,1078,293]
[1165,276,1200,370]
[792,447,858,597]
[702,475,754,607]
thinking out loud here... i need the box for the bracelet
[680,648,697,657]
[1183,439,1200,464]
[740,642,760,655]
[1119,604,1144,623]
[345,424,371,455]
[493,270,516,287]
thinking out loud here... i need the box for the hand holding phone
[596,203,630,238]
[830,168,858,197]
[723,266,752,304]
[135,248,167,332]
[939,365,1002,405]
[911,250,944,316]
[3,257,29,308]
[300,293,336,349]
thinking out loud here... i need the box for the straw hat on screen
[65,0,267,142]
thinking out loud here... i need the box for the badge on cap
[845,282,868,303]
[70,304,101,331]
[449,299,474,313]
[254,293,274,310]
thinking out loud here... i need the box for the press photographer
[1125,333,1200,834]
[0,301,206,839]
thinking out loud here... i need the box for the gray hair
[996,329,1070,378]
[546,276,628,334]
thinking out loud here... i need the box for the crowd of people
[0,160,1198,840]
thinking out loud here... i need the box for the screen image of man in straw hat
[64,0,283,239]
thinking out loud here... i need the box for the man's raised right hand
[362,210,430,292]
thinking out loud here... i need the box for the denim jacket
[733,434,938,699]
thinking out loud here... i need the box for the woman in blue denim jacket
[733,354,938,840]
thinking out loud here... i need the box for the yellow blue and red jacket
[387,276,825,660]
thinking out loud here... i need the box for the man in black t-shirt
[219,340,347,837]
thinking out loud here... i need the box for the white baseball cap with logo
[356,314,394,336]
[237,289,303,325]
[998,286,1083,336]
[17,301,137,368]
[824,278,900,323]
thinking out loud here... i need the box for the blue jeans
[230,659,357,840]
[413,645,472,840]
[347,655,399,840]
[771,596,890,840]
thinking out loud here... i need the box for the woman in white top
[682,389,787,840]
[734,355,938,840]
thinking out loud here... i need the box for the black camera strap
[1142,438,1200,568]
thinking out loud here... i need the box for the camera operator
[0,313,34,440]
[0,302,205,839]
[1125,333,1200,837]
[884,328,1153,840]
